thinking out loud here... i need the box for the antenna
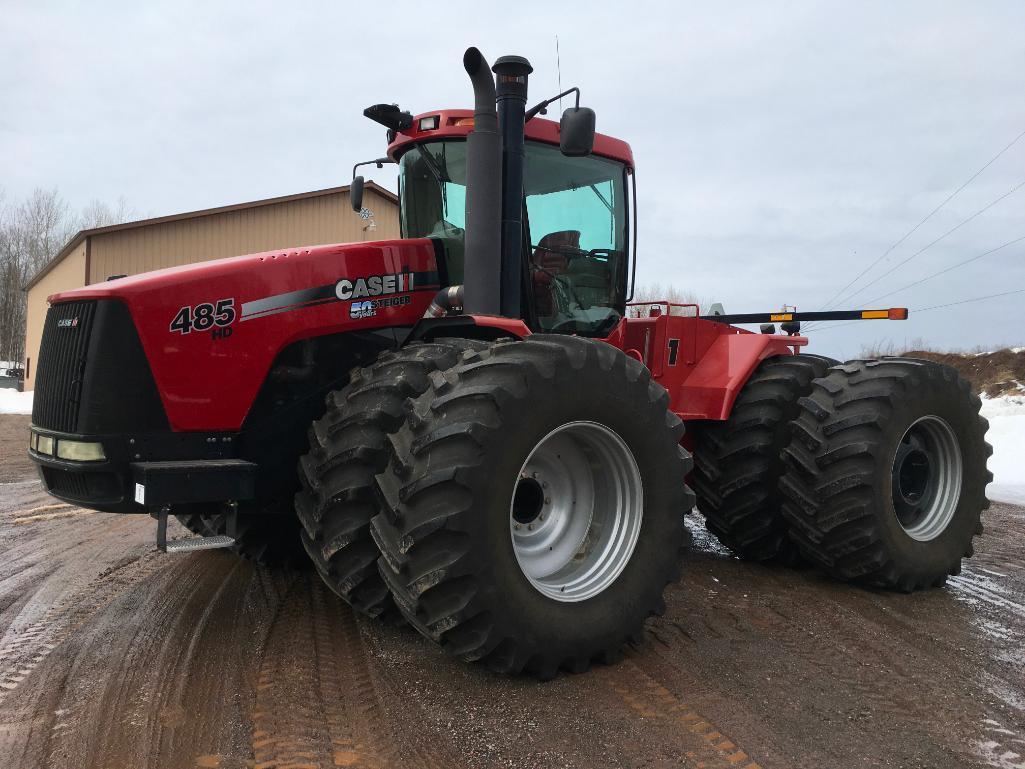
[556,35,563,112]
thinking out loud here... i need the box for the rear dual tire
[780,358,991,590]
[692,354,837,563]
[372,335,693,678]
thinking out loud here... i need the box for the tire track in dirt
[5,550,267,769]
[600,657,764,769]
[0,544,166,700]
[250,576,462,769]
[661,529,1021,768]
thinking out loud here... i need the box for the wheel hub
[509,421,643,602]
[890,415,963,541]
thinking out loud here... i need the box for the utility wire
[828,180,1025,304]
[814,126,1025,313]
[810,287,1025,333]
[804,180,1025,331]
[862,236,1025,305]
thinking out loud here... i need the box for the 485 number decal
[170,298,236,335]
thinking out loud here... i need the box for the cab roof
[386,110,634,168]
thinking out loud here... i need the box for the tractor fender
[671,332,808,421]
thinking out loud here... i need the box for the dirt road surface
[1,414,1022,769]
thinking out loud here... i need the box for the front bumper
[29,426,253,514]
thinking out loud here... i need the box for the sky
[2,0,1023,358]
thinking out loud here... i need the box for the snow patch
[0,389,33,415]
[981,394,1025,505]
[975,739,1025,769]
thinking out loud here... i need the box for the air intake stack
[491,55,533,319]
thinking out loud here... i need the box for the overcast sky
[2,0,1023,357]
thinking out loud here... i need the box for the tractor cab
[390,117,632,337]
[354,101,637,338]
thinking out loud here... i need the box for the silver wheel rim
[891,415,963,542]
[509,421,643,602]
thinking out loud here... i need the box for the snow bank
[0,389,33,415]
[981,394,1025,505]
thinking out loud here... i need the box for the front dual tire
[371,336,694,678]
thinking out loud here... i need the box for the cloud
[2,0,1023,354]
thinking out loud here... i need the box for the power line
[810,287,1025,333]
[814,126,1025,313]
[916,286,1025,312]
[804,181,1025,331]
[829,179,1025,304]
[863,236,1025,305]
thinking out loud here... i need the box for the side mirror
[350,175,365,212]
[560,106,596,157]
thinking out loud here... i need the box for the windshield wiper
[589,184,613,212]
[417,144,451,185]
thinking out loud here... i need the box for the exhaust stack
[461,48,503,316]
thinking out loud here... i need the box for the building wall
[24,240,87,390]
[88,188,398,284]
[23,188,399,391]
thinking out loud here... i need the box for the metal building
[23,183,398,390]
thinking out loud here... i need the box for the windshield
[399,140,629,336]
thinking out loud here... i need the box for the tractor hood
[47,238,444,431]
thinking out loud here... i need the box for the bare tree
[629,282,706,317]
[79,196,136,230]
[0,189,133,367]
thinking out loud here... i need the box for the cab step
[164,534,236,553]
[155,504,237,554]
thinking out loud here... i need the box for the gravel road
[0,414,1022,769]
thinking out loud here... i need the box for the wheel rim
[509,421,643,602]
[891,415,963,541]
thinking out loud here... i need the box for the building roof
[24,181,398,291]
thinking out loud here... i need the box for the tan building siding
[88,188,398,284]
[24,240,87,390]
[23,185,399,391]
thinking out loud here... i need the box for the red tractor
[29,48,989,677]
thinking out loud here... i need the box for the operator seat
[532,230,580,317]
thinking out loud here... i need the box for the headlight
[56,440,106,462]
[29,432,37,451]
[36,435,54,456]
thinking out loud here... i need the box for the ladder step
[164,535,236,553]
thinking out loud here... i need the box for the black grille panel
[42,467,90,499]
[42,467,121,503]
[32,301,97,432]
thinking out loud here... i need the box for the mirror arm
[525,87,580,122]
[351,157,394,177]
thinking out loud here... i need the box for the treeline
[629,283,706,317]
[0,189,133,365]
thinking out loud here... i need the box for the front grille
[42,467,90,499]
[32,301,97,432]
[42,467,121,503]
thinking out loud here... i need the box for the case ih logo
[57,317,79,328]
[334,272,414,301]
